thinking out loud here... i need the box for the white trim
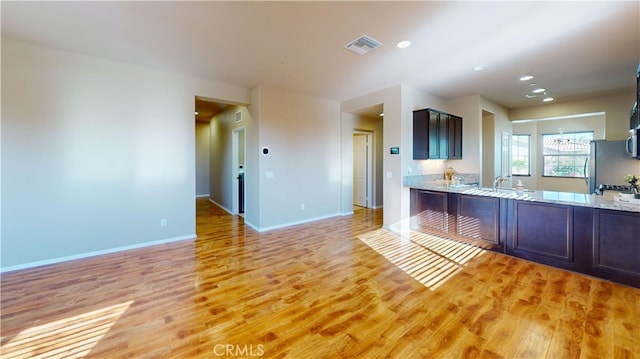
[0,234,196,273]
[512,111,605,123]
[209,198,232,214]
[231,126,246,215]
[255,213,341,232]
[196,194,210,198]
[243,220,260,232]
[353,130,374,208]
[341,211,355,216]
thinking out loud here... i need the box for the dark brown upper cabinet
[413,108,462,160]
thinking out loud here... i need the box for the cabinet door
[591,209,640,287]
[437,113,449,159]
[448,115,463,159]
[507,201,575,269]
[635,66,639,129]
[457,195,499,244]
[428,110,440,159]
[411,190,448,233]
[412,109,429,159]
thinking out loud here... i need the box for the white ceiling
[2,1,638,114]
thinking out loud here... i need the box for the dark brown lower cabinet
[455,194,504,252]
[506,201,577,270]
[410,189,449,234]
[590,209,640,288]
[410,189,504,252]
[409,188,640,288]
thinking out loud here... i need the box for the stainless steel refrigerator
[587,140,640,194]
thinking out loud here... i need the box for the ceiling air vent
[345,35,382,55]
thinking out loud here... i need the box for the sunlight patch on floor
[358,229,486,290]
[1,300,133,359]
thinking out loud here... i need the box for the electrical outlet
[160,219,167,227]
[301,204,305,210]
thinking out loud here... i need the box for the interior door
[353,134,368,207]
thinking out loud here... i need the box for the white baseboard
[209,198,233,214]
[196,194,210,198]
[243,220,260,232]
[256,213,341,232]
[0,234,196,273]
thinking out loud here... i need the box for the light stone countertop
[404,179,640,214]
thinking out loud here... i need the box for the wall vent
[235,111,242,123]
[345,35,382,55]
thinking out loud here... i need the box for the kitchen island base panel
[507,201,574,267]
[591,209,640,285]
[410,188,640,289]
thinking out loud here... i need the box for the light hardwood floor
[1,198,639,358]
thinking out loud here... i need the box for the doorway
[353,131,373,208]
[232,127,245,215]
[481,110,496,187]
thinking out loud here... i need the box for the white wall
[209,105,252,213]
[209,113,229,208]
[1,38,249,270]
[509,89,635,140]
[195,121,210,196]
[245,89,261,228]
[252,86,341,230]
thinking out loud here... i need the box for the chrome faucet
[493,176,508,191]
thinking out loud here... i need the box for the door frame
[232,126,246,215]
[353,130,374,208]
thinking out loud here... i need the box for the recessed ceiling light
[520,75,534,81]
[473,65,488,71]
[532,88,546,93]
[543,97,555,102]
[396,40,411,49]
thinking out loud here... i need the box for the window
[511,134,531,176]
[542,131,593,178]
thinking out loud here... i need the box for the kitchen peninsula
[405,175,640,288]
